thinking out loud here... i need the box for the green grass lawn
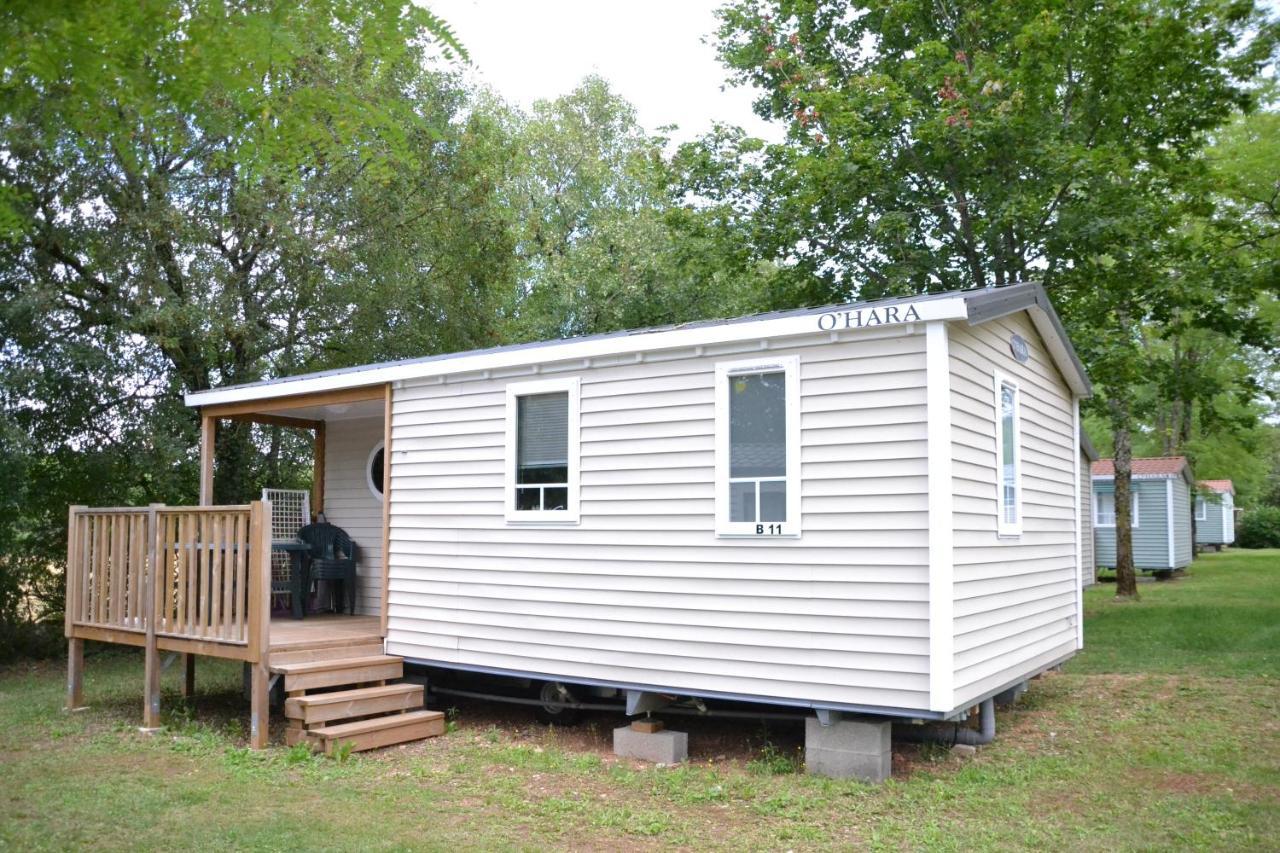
[2,550,1277,850]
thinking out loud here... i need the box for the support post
[312,421,326,520]
[182,654,196,699]
[66,638,85,711]
[805,715,892,783]
[141,503,164,732]
[380,383,392,636]
[250,659,270,749]
[199,413,215,506]
[248,500,272,748]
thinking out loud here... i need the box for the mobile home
[65,282,1092,781]
[1091,457,1194,576]
[1195,479,1236,550]
[1079,433,1099,586]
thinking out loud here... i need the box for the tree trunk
[214,420,257,504]
[1112,420,1139,599]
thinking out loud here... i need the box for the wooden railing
[66,508,150,633]
[156,507,253,644]
[65,501,272,661]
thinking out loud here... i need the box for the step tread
[271,654,401,675]
[311,709,444,740]
[288,683,420,707]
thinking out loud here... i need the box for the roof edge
[186,282,1092,409]
[965,282,1092,398]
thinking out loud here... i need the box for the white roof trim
[1092,474,1181,480]
[186,297,969,407]
[185,282,1091,409]
[1026,305,1089,397]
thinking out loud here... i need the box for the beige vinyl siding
[949,313,1078,709]
[386,329,933,711]
[322,416,385,617]
[1081,450,1095,586]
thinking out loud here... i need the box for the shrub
[1237,507,1280,549]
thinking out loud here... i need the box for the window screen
[515,391,569,511]
[728,371,787,523]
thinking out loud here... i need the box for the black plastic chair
[297,522,359,615]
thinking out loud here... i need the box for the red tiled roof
[1199,479,1234,494]
[1091,457,1189,478]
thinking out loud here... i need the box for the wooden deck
[269,614,382,653]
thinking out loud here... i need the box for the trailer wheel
[534,681,582,725]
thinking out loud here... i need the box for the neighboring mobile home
[1079,433,1099,586]
[65,282,1093,781]
[1195,479,1236,550]
[1091,457,1194,576]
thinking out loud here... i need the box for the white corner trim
[925,321,954,712]
[713,355,801,538]
[1072,398,1083,649]
[503,376,581,524]
[1166,478,1175,568]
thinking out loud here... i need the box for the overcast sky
[431,0,784,143]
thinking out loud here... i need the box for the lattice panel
[262,488,310,590]
[262,488,310,541]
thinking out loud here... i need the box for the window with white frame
[1195,496,1208,521]
[994,375,1022,536]
[1094,491,1139,527]
[715,356,800,537]
[505,377,580,523]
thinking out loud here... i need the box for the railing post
[248,500,272,749]
[65,505,84,638]
[141,503,164,732]
[65,505,86,711]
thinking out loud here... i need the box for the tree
[700,0,1277,596]
[0,0,483,503]
[500,77,776,341]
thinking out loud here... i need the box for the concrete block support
[804,715,892,783]
[613,725,688,765]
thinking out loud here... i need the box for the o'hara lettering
[816,304,921,331]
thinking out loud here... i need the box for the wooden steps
[277,650,441,754]
[273,654,403,692]
[285,683,424,725]
[307,710,445,755]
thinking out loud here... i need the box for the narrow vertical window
[506,378,579,522]
[716,356,800,537]
[1194,497,1207,521]
[995,375,1022,536]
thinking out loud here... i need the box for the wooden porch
[270,613,382,654]
[63,504,438,751]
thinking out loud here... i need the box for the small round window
[366,442,385,501]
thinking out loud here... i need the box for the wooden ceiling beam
[199,385,386,419]
[222,412,323,431]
